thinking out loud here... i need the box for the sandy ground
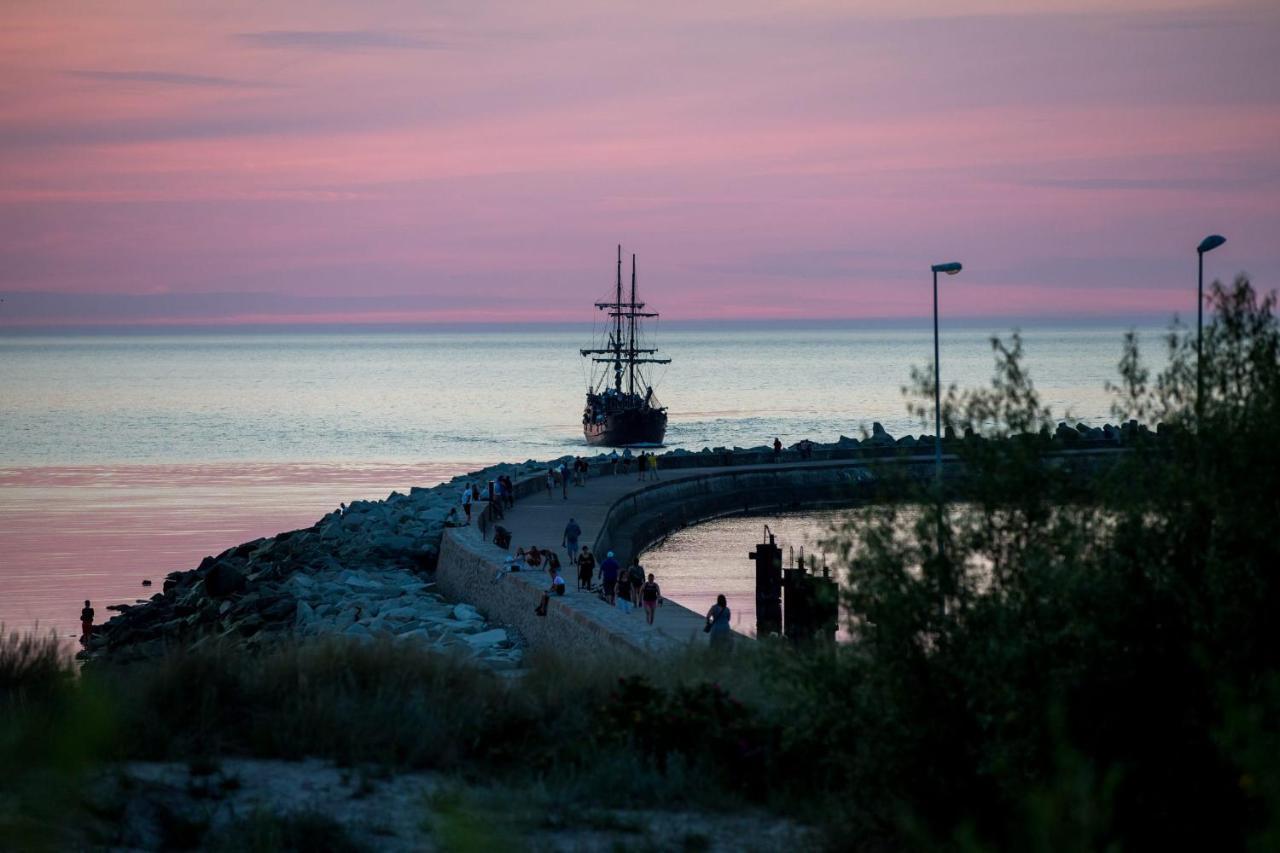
[86,758,817,852]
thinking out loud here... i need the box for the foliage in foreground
[819,276,1280,849]
[0,635,784,849]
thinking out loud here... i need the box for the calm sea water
[0,323,1166,636]
[641,511,844,637]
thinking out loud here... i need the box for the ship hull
[583,407,667,447]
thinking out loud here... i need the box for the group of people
[545,458,592,500]
[517,518,665,625]
[452,465,732,646]
[592,549,663,623]
[455,475,517,525]
[634,451,660,482]
[601,451,658,478]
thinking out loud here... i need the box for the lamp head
[1197,235,1226,254]
[931,262,963,275]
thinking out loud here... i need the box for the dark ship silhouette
[580,247,670,447]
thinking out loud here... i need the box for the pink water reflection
[0,462,479,640]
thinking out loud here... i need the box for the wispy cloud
[66,70,254,88]
[1122,13,1249,33]
[1015,175,1279,192]
[234,30,446,51]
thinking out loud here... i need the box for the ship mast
[613,245,623,392]
[628,253,637,397]
[580,244,671,392]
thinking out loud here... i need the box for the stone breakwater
[85,418,1158,664]
[84,460,538,666]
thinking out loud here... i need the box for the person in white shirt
[535,571,567,616]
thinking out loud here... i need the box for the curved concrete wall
[592,461,887,566]
[593,448,1129,566]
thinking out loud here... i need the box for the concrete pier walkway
[479,468,716,651]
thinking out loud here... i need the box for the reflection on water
[642,504,996,639]
[640,511,845,637]
[0,462,476,639]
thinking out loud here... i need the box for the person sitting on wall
[493,555,519,583]
[535,570,567,616]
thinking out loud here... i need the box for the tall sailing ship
[580,247,670,446]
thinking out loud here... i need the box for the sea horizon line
[0,314,1181,336]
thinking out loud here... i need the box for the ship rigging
[579,246,671,446]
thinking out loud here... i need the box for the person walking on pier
[560,462,570,500]
[545,468,555,498]
[600,551,620,605]
[706,595,732,652]
[616,567,633,614]
[627,559,645,608]
[641,574,662,625]
[501,475,515,508]
[461,486,473,523]
[648,452,660,480]
[79,599,94,645]
[576,546,595,591]
[563,517,582,563]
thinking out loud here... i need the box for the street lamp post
[1196,235,1226,420]
[930,262,962,485]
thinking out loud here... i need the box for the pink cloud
[0,1,1277,325]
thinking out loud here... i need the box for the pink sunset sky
[1,0,1277,326]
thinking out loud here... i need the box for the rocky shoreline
[87,419,1157,666]
[83,460,538,669]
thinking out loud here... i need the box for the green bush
[595,675,773,790]
[0,629,113,851]
[802,276,1280,849]
[0,626,75,707]
[90,638,554,769]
